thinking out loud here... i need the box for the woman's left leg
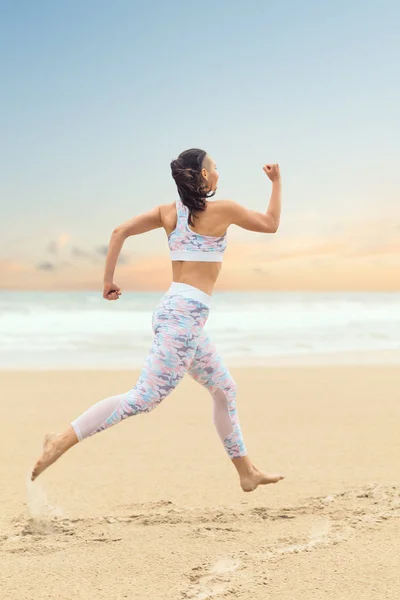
[31,294,210,481]
[188,331,284,492]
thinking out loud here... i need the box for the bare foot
[31,426,79,482]
[240,467,284,493]
[31,433,63,481]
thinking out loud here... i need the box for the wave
[1,291,400,368]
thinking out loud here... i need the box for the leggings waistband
[165,282,212,308]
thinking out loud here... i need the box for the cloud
[4,215,400,291]
[47,233,71,256]
[47,241,59,255]
[36,261,56,271]
[71,246,91,259]
[95,245,129,264]
[58,233,70,247]
[95,245,108,257]
[0,260,26,273]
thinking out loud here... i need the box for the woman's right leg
[188,331,284,492]
[31,294,210,480]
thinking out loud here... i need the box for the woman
[32,148,283,493]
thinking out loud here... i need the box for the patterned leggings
[71,286,247,459]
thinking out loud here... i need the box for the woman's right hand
[263,163,280,182]
[103,281,122,301]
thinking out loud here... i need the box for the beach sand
[1,366,399,599]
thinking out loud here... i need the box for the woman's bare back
[160,201,228,294]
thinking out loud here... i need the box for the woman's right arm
[224,163,282,233]
[103,206,163,300]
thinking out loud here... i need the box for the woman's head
[170,149,219,225]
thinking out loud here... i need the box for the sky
[1,0,399,290]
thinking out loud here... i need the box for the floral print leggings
[71,290,247,459]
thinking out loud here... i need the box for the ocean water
[0,291,399,369]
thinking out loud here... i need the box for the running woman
[31,149,283,492]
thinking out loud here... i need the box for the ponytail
[170,148,215,226]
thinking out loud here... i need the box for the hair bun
[170,160,193,179]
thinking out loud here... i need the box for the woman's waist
[165,282,212,308]
[171,262,220,296]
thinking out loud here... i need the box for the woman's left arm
[103,206,162,299]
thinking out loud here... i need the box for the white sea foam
[1,291,400,368]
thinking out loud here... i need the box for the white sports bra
[168,198,227,262]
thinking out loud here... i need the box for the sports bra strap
[176,197,189,223]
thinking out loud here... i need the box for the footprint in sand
[309,518,332,544]
[210,558,241,575]
[272,517,333,556]
[184,557,241,599]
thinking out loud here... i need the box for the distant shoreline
[2,288,400,294]
[2,350,400,372]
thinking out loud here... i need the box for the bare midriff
[171,261,222,295]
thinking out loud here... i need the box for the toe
[31,463,40,481]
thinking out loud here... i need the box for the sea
[1,291,399,370]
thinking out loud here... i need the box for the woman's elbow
[261,214,280,234]
[112,226,129,238]
[270,221,279,233]
[263,219,279,234]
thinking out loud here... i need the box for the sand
[1,366,400,599]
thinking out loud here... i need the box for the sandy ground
[1,366,400,599]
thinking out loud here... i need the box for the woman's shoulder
[208,199,237,215]
[159,201,176,211]
[159,201,178,232]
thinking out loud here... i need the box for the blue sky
[1,0,399,268]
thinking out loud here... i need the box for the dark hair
[170,148,215,226]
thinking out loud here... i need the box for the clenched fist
[103,281,121,301]
[263,163,280,182]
